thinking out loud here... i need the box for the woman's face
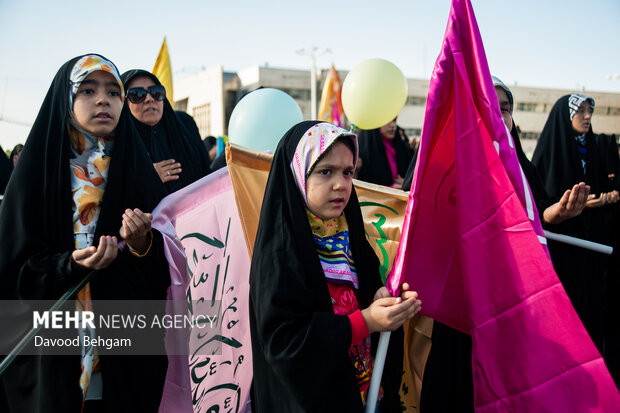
[208,145,218,161]
[12,148,22,167]
[571,101,593,134]
[72,70,123,136]
[306,141,355,220]
[494,86,513,131]
[126,76,164,126]
[379,118,398,139]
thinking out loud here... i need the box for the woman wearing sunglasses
[121,69,211,193]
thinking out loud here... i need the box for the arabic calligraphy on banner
[174,174,252,413]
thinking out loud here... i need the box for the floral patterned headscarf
[68,54,124,112]
[290,122,358,203]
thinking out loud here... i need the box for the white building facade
[174,65,620,148]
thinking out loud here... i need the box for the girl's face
[126,76,164,126]
[73,70,123,136]
[306,141,355,220]
[571,101,593,134]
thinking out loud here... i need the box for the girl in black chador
[0,54,171,412]
[249,121,421,412]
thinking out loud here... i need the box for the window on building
[515,102,549,113]
[406,96,426,106]
[597,106,620,116]
[520,131,540,140]
[175,98,188,112]
[517,102,536,112]
[404,129,421,137]
[280,88,311,100]
[192,103,212,138]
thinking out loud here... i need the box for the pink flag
[153,168,253,413]
[387,0,620,411]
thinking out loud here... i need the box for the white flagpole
[544,230,612,255]
[364,331,391,413]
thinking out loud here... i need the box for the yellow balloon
[342,59,408,130]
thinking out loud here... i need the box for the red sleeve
[348,309,370,346]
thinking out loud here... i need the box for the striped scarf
[306,209,358,289]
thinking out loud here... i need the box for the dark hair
[10,144,23,163]
[203,136,217,151]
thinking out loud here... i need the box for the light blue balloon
[228,88,303,152]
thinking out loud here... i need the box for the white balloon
[228,88,303,152]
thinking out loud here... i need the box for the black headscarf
[203,135,216,154]
[121,69,210,193]
[0,145,12,195]
[175,110,212,171]
[401,143,419,191]
[489,76,554,214]
[9,144,23,166]
[209,150,227,173]
[509,122,555,217]
[357,126,412,186]
[0,54,170,412]
[249,120,403,412]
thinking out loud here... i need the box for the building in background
[174,65,620,151]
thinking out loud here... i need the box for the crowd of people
[0,52,617,412]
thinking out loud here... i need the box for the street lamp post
[296,47,331,120]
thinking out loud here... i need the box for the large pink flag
[387,0,620,411]
[153,168,253,413]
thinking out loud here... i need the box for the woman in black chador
[357,118,413,188]
[121,69,210,193]
[532,94,619,358]
[0,54,171,412]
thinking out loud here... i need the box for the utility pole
[296,47,331,120]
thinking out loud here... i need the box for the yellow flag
[225,143,432,412]
[152,37,174,108]
[317,65,344,127]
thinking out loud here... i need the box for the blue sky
[1,0,619,149]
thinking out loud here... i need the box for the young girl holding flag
[249,121,421,412]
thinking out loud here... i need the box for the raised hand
[585,189,620,209]
[119,208,152,254]
[153,159,182,183]
[543,182,590,224]
[72,236,118,271]
[362,284,422,333]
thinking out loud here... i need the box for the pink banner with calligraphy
[153,168,252,413]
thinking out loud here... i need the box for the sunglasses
[126,85,166,104]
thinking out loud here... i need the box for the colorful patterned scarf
[68,54,123,401]
[306,209,358,289]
